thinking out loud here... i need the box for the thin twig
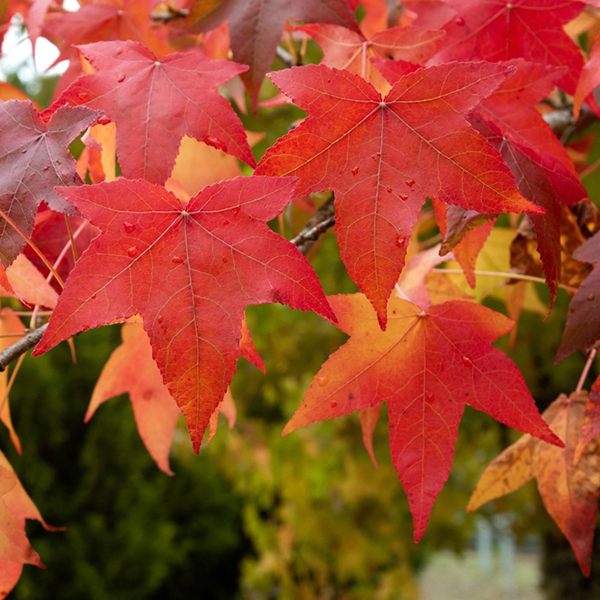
[0,323,48,372]
[576,348,597,393]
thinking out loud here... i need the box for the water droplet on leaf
[157,315,164,324]
[426,393,435,403]
[588,294,595,302]
[455,16,465,25]
[123,221,135,233]
[117,73,126,83]
[399,193,408,200]
[462,355,473,367]
[351,166,359,175]
[222,257,228,263]
[330,400,338,408]
[405,179,415,189]
[127,246,138,257]
[172,256,184,264]
[97,115,111,125]
[91,293,97,299]
[317,375,329,387]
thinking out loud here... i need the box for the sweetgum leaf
[34,177,335,451]
[0,101,99,267]
[58,40,255,184]
[284,293,562,541]
[436,0,585,94]
[256,62,541,327]
[468,391,600,577]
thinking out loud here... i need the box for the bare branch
[0,323,48,372]
[291,196,336,255]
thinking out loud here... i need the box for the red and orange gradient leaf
[34,177,335,451]
[256,62,541,328]
[284,293,562,541]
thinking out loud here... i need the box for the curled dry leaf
[468,391,600,577]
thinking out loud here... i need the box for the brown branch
[0,323,47,372]
[291,196,336,255]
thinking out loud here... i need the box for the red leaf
[188,0,360,107]
[86,319,181,475]
[0,101,99,267]
[574,30,600,119]
[283,294,562,541]
[468,391,600,577]
[256,63,541,327]
[471,118,587,304]
[471,58,576,173]
[58,40,255,184]
[34,176,335,451]
[43,0,170,95]
[435,0,585,94]
[557,229,600,361]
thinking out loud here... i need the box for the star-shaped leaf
[468,391,600,576]
[59,40,255,184]
[256,62,541,327]
[34,176,335,451]
[435,0,585,94]
[283,293,562,541]
[0,101,99,267]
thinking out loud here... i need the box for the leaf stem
[576,348,597,393]
[0,207,64,289]
[434,268,578,293]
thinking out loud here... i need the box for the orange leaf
[468,391,600,576]
[284,293,562,541]
[87,318,181,475]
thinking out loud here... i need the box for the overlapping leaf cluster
[2,0,600,593]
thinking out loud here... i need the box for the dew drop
[588,294,596,302]
[97,115,111,126]
[327,78,332,84]
[462,355,473,367]
[425,392,435,403]
[395,235,407,248]
[317,375,329,387]
[143,390,152,400]
[157,315,164,324]
[77,92,88,101]
[43,165,50,171]
[387,187,393,193]
[351,166,359,175]
[123,221,135,233]
[116,48,123,56]
[172,256,184,264]
[117,73,126,83]
[91,293,97,299]
[222,256,228,263]
[455,16,465,26]
[20,149,27,154]
[405,179,415,189]
[399,193,408,200]
[127,246,138,257]
[330,400,338,408]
